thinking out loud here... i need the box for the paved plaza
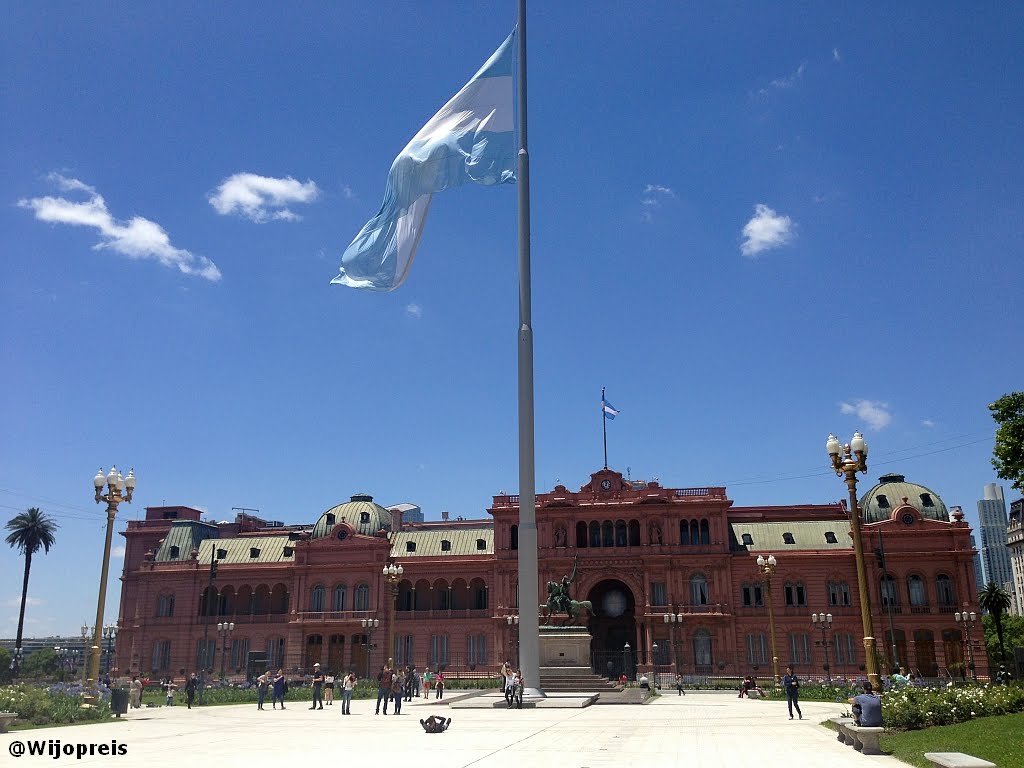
[2,690,912,767]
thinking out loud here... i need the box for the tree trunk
[15,550,32,651]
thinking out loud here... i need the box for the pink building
[116,468,985,681]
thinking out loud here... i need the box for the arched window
[690,520,700,546]
[576,521,588,548]
[601,520,614,547]
[692,629,713,667]
[700,519,710,545]
[679,520,689,545]
[310,585,325,612]
[440,539,452,552]
[936,574,956,607]
[510,524,519,551]
[907,575,927,608]
[354,583,370,611]
[332,585,347,612]
[615,520,627,547]
[690,573,709,606]
[589,521,601,548]
[199,586,216,616]
[270,583,288,614]
[628,519,641,546]
[880,575,899,607]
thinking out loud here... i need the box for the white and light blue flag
[602,398,620,420]
[332,31,517,292]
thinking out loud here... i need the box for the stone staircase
[539,665,619,693]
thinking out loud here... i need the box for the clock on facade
[901,513,915,526]
[600,479,612,491]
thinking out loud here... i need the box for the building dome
[312,493,392,538]
[859,473,949,524]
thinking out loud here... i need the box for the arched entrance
[586,579,637,679]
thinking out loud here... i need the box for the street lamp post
[89,466,135,685]
[954,611,978,681]
[382,563,403,664]
[102,625,117,677]
[811,612,833,681]
[217,622,235,680]
[361,618,379,678]
[663,612,681,672]
[826,432,881,689]
[756,554,781,683]
[623,643,632,682]
[506,615,520,668]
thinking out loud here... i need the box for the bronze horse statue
[545,556,593,625]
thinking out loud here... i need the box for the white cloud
[341,185,356,201]
[839,399,892,430]
[640,184,675,223]
[4,596,43,608]
[405,303,423,319]
[19,174,221,281]
[921,419,935,428]
[740,204,795,257]
[833,48,841,63]
[769,61,807,90]
[209,172,320,223]
[111,545,126,558]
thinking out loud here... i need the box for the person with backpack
[375,663,393,715]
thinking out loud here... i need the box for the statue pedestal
[539,626,592,668]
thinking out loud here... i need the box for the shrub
[0,683,111,727]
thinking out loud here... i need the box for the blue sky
[2,2,1022,638]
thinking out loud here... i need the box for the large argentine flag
[332,32,516,292]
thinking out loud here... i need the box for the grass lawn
[881,713,1024,768]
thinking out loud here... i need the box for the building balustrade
[910,604,932,614]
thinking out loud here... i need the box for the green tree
[990,391,1024,493]
[20,646,59,679]
[0,647,11,684]
[4,507,58,676]
[979,582,1013,663]
[983,614,1024,672]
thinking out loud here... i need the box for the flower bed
[0,683,112,727]
[881,683,1024,730]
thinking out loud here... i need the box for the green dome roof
[859,473,949,524]
[312,493,392,538]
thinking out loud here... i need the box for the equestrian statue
[545,555,593,625]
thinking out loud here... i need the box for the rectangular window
[785,583,807,607]
[152,640,171,671]
[195,639,215,671]
[828,581,851,607]
[651,582,667,607]
[396,635,414,667]
[430,635,449,666]
[267,638,284,668]
[788,633,811,664]
[230,638,250,671]
[746,633,768,664]
[467,634,487,666]
[742,584,763,607]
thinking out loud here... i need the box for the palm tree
[978,581,1013,663]
[4,508,58,675]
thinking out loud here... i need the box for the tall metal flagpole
[602,387,608,469]
[515,0,543,698]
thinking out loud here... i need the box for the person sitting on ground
[420,715,451,733]
[848,681,883,727]
[750,676,765,697]
[738,676,752,698]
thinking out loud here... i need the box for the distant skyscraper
[977,484,1014,595]
[1007,498,1024,616]
[969,532,985,595]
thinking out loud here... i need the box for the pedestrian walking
[310,663,325,709]
[783,666,802,720]
[164,679,176,706]
[185,673,198,709]
[129,676,142,709]
[434,671,445,700]
[324,673,335,706]
[675,673,685,696]
[405,667,415,702]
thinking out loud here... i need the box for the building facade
[1008,498,1024,617]
[114,469,987,682]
